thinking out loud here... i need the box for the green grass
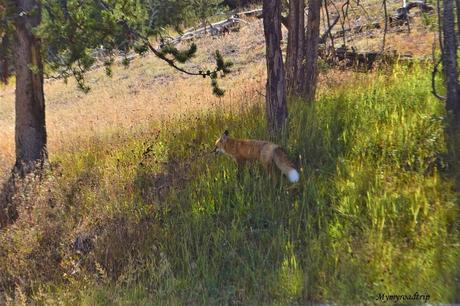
[1,65,459,305]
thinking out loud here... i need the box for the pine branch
[97,0,232,96]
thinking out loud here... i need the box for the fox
[212,130,300,183]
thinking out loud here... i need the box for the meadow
[1,6,459,303]
[0,62,459,304]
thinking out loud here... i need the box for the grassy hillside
[1,63,459,304]
[0,20,267,177]
[1,4,458,304]
[0,0,436,175]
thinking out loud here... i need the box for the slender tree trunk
[456,0,460,36]
[13,0,47,175]
[302,0,321,102]
[286,0,305,96]
[442,0,459,119]
[0,35,9,84]
[263,0,288,135]
[286,0,299,92]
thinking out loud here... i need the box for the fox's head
[213,130,229,154]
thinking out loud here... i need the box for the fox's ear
[223,130,229,137]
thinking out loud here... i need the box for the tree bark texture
[13,0,47,174]
[0,35,9,84]
[456,0,460,36]
[442,0,459,119]
[302,0,321,102]
[286,0,305,96]
[263,0,288,135]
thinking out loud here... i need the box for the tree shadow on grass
[0,174,18,228]
[125,104,346,304]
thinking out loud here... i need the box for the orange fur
[213,130,300,183]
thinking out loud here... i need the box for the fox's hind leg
[262,160,277,184]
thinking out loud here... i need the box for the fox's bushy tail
[273,147,300,183]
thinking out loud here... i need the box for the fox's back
[225,139,275,161]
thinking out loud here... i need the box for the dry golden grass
[0,20,267,177]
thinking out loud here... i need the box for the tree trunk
[456,0,460,36]
[442,0,459,119]
[13,0,47,175]
[0,35,9,84]
[263,0,288,135]
[302,0,321,102]
[286,0,305,96]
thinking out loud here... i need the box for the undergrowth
[0,65,459,305]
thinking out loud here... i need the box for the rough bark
[302,0,321,102]
[442,0,459,119]
[286,0,305,96]
[263,0,288,135]
[456,0,460,40]
[0,35,9,84]
[13,0,47,175]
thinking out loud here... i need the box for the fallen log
[322,45,415,71]
[168,17,243,45]
[335,48,381,70]
[234,8,263,18]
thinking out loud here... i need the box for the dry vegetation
[0,5,451,304]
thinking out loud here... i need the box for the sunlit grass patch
[1,65,459,305]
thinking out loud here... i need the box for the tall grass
[0,65,459,305]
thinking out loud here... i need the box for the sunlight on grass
[0,65,459,304]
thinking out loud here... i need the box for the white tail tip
[288,169,300,183]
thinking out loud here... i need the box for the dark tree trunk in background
[302,0,321,102]
[0,35,9,84]
[263,0,288,135]
[456,0,460,36]
[286,0,305,96]
[13,0,47,175]
[442,0,459,119]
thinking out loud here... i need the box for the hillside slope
[0,19,267,176]
[0,1,437,175]
[1,6,457,305]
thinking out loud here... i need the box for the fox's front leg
[236,159,245,180]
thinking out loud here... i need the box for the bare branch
[381,0,388,53]
[322,0,336,48]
